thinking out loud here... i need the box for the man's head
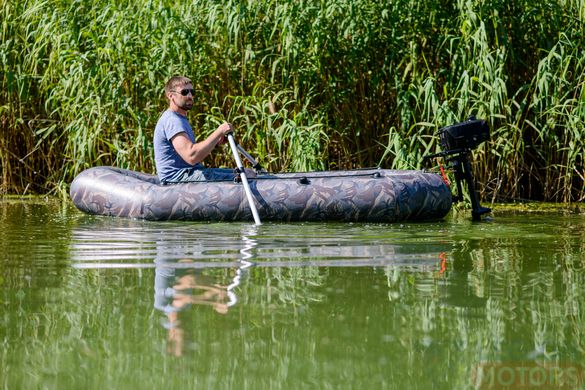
[165,76,194,113]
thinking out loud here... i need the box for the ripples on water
[2,199,585,389]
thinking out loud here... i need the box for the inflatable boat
[69,167,452,222]
[70,118,493,223]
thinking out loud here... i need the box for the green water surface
[1,199,584,389]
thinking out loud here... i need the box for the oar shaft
[236,144,266,173]
[227,134,261,225]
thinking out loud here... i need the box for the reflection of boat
[69,167,451,222]
[68,221,449,271]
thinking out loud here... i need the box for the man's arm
[172,123,233,166]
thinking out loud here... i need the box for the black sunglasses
[171,88,195,96]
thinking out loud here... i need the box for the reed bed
[1,0,584,202]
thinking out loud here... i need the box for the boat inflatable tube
[70,166,452,222]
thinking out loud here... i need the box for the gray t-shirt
[154,110,199,182]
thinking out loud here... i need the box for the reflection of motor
[424,116,491,221]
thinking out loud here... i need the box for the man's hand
[217,122,234,136]
[216,122,234,145]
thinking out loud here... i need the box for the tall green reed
[524,36,585,202]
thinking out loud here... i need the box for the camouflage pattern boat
[69,166,452,222]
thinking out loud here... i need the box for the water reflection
[68,220,455,360]
[226,226,256,306]
[152,226,257,356]
[69,220,449,270]
[154,261,230,356]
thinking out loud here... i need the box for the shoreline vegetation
[1,0,584,204]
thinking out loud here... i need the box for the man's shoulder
[155,110,192,142]
[156,110,189,130]
[157,110,183,125]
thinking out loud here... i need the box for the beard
[177,100,193,111]
[178,101,193,111]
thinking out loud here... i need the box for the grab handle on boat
[227,133,262,225]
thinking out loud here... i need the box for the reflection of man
[154,260,230,356]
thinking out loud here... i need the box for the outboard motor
[424,116,491,221]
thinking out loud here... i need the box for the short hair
[165,76,192,95]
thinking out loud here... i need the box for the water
[1,199,585,389]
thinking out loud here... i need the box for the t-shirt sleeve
[162,115,189,141]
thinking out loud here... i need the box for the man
[154,75,236,184]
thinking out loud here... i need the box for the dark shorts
[163,167,236,184]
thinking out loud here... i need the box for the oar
[236,144,267,173]
[226,133,262,225]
